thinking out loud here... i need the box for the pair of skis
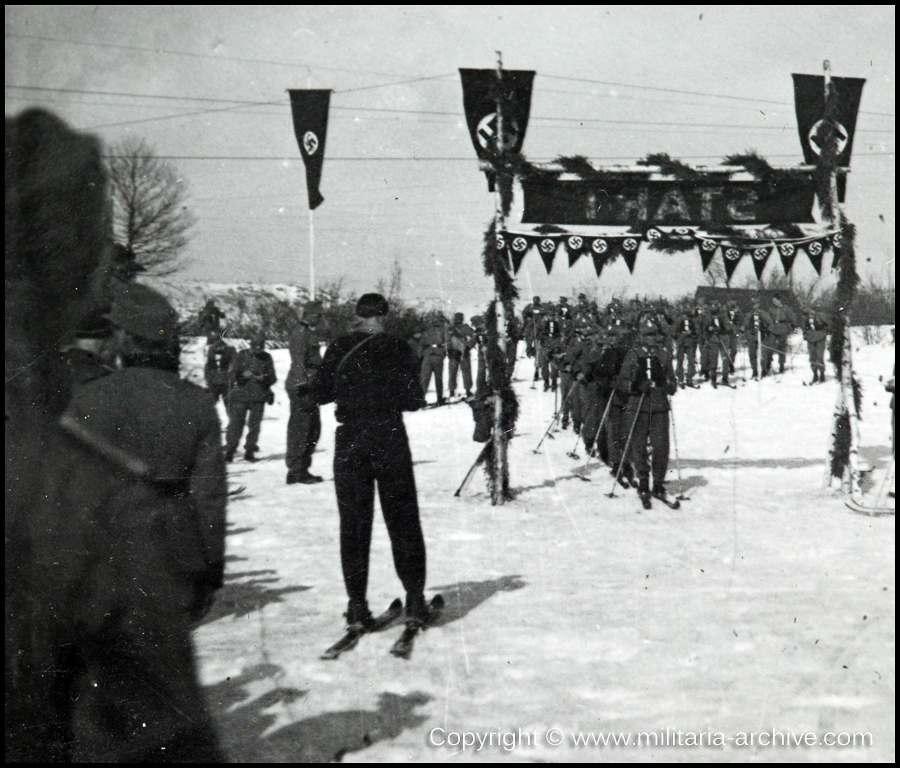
[320,595,444,661]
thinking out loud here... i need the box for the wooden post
[307,70,316,301]
[491,50,509,504]
[822,59,861,497]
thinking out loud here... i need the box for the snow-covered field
[186,329,895,763]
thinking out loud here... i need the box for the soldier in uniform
[204,331,235,403]
[700,302,733,387]
[285,303,325,484]
[538,307,565,392]
[225,332,277,462]
[802,306,830,384]
[197,298,225,337]
[765,296,797,375]
[312,293,431,629]
[674,302,701,387]
[447,312,475,399]
[723,300,742,383]
[617,318,678,507]
[522,296,543,360]
[419,315,448,406]
[57,282,227,761]
[743,297,772,379]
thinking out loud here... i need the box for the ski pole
[668,395,689,501]
[454,443,491,497]
[606,393,644,497]
[532,385,577,453]
[574,390,615,463]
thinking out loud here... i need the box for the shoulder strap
[335,333,383,380]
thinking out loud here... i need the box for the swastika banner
[288,89,331,210]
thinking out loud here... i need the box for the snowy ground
[186,329,895,763]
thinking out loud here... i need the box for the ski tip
[389,597,403,611]
[429,593,445,610]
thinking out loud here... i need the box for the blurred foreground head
[6,109,112,341]
[6,109,112,407]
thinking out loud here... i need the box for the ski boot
[638,477,652,510]
[244,450,259,463]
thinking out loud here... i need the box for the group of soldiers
[521,293,832,392]
[517,292,834,507]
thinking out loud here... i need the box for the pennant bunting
[722,246,743,283]
[750,245,772,281]
[508,235,529,274]
[537,237,558,274]
[565,235,584,267]
[288,89,331,210]
[698,238,718,272]
[804,238,825,275]
[590,250,607,277]
[778,242,798,275]
[620,237,639,274]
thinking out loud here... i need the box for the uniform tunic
[285,323,323,475]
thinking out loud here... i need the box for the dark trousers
[333,417,426,604]
[286,392,321,473]
[700,338,722,379]
[629,408,670,484]
[763,333,788,373]
[448,352,472,395]
[206,382,228,403]
[747,337,761,377]
[225,400,264,454]
[419,355,444,401]
[675,337,697,383]
[607,399,632,472]
[808,339,827,375]
[723,336,738,376]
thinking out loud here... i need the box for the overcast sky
[5,6,895,309]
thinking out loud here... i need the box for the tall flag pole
[819,61,863,497]
[288,88,331,300]
[492,50,509,505]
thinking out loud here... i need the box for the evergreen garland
[637,152,701,180]
[722,151,806,194]
[830,411,851,479]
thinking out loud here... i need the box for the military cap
[355,293,389,318]
[106,282,179,346]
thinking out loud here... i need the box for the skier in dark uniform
[617,318,678,508]
[312,293,431,630]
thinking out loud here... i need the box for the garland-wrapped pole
[821,59,862,497]
[490,50,510,504]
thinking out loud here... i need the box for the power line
[10,84,894,132]
[540,72,894,118]
[4,31,444,81]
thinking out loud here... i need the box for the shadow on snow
[428,575,527,628]
[206,663,431,762]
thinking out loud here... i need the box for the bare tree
[702,254,728,288]
[107,138,195,277]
